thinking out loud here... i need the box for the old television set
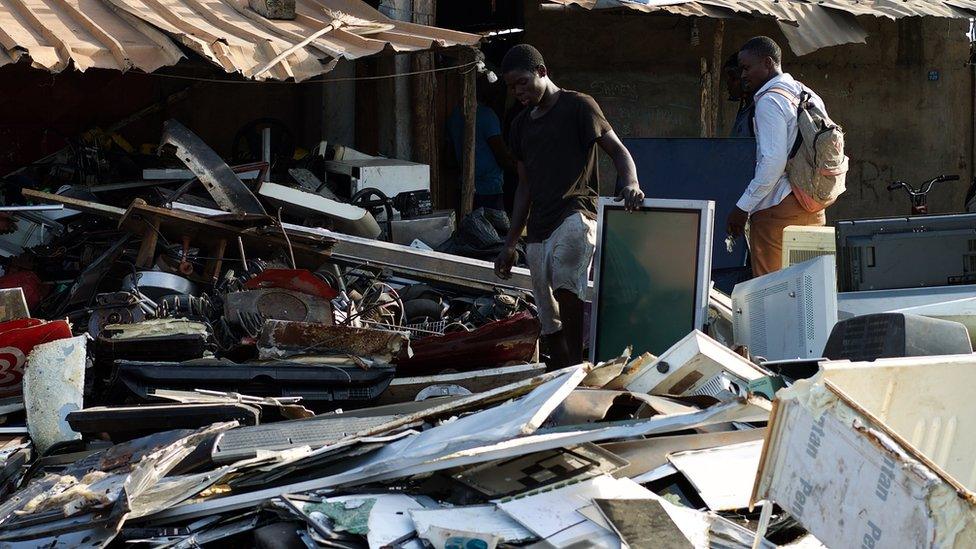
[836,213,976,292]
[589,198,714,363]
[732,256,838,361]
[782,226,835,268]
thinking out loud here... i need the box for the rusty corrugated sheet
[546,0,976,55]
[548,0,976,21]
[0,0,479,80]
[776,5,867,56]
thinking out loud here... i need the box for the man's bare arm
[596,130,644,210]
[494,161,531,279]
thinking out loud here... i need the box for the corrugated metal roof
[546,0,976,54]
[777,4,867,56]
[548,0,976,22]
[0,0,479,80]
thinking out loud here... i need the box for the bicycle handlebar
[888,175,960,195]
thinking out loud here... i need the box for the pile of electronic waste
[2,118,976,548]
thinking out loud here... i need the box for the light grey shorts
[526,212,597,335]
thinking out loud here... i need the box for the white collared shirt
[735,72,824,213]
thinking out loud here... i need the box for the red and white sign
[0,318,72,398]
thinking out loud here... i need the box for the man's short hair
[501,44,546,75]
[723,53,739,73]
[740,36,782,66]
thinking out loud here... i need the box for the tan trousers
[749,193,826,277]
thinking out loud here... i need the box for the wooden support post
[135,218,160,269]
[411,0,440,207]
[700,57,710,138]
[205,238,228,284]
[710,20,726,137]
[460,47,478,216]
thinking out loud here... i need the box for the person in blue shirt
[447,79,516,212]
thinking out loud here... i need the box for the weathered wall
[523,3,974,221]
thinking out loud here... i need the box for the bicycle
[886,174,960,215]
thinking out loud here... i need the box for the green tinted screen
[593,207,702,361]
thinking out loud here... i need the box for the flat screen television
[589,198,714,362]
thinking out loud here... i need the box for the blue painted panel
[623,138,756,269]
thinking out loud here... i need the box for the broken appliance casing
[625,330,768,398]
[0,210,63,258]
[257,181,381,239]
[324,158,430,198]
[0,318,73,398]
[110,360,395,406]
[732,255,838,361]
[389,210,456,248]
[223,288,333,327]
[67,403,260,441]
[753,355,976,549]
[781,225,836,268]
[24,335,86,453]
[836,212,976,291]
[823,312,973,361]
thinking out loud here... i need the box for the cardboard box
[753,355,976,549]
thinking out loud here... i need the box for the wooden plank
[699,57,709,138]
[135,218,160,268]
[411,0,439,208]
[120,200,333,267]
[22,188,125,218]
[460,46,477,215]
[204,238,228,283]
[709,21,725,137]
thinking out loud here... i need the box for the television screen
[592,201,712,362]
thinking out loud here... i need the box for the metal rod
[237,236,247,267]
[752,500,773,549]
[0,205,64,212]
[262,127,272,182]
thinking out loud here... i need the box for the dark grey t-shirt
[509,90,612,243]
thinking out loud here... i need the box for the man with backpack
[726,36,848,276]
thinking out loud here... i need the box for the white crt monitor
[731,255,838,361]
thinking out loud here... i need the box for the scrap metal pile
[0,324,821,548]
[3,118,976,549]
[0,118,801,548]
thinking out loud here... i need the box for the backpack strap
[757,84,805,159]
[762,86,800,107]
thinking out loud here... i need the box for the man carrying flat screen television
[493,44,644,370]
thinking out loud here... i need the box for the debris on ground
[0,117,970,549]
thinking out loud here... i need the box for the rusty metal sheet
[160,120,267,216]
[243,268,340,299]
[0,0,479,80]
[0,423,233,547]
[545,0,974,55]
[258,320,409,361]
[551,0,975,19]
[395,311,540,374]
[776,4,867,56]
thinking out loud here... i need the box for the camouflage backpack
[764,84,848,212]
